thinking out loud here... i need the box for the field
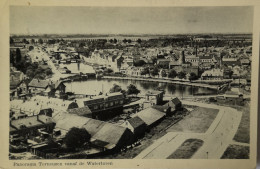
[233,102,250,143]
[167,139,204,159]
[221,144,249,159]
[167,107,219,133]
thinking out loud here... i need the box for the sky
[10,6,253,35]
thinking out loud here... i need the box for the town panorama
[9,33,251,159]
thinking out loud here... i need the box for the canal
[64,79,217,97]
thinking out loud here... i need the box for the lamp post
[206,152,209,159]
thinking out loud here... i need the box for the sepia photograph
[6,3,256,164]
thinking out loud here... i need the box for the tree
[161,70,167,77]
[113,38,117,43]
[189,72,198,81]
[64,127,91,149]
[109,84,123,93]
[141,67,150,76]
[29,46,34,51]
[79,42,85,47]
[134,60,146,67]
[178,71,186,79]
[137,38,142,44]
[31,39,35,44]
[16,48,22,63]
[123,39,127,43]
[127,84,140,96]
[109,39,114,43]
[127,39,132,43]
[150,67,159,77]
[10,37,14,45]
[22,39,27,44]
[38,38,43,44]
[168,69,177,78]
[10,53,15,65]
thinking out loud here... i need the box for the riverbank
[102,76,221,90]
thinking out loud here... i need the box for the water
[64,79,216,97]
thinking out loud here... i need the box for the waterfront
[64,79,217,97]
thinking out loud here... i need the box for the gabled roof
[132,107,165,126]
[28,79,49,89]
[92,123,131,145]
[127,116,146,129]
[10,115,54,132]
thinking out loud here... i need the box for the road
[135,100,243,159]
[28,48,74,81]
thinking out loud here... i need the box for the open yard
[167,107,219,133]
[221,144,249,159]
[233,102,250,143]
[167,139,204,159]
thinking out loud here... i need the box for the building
[199,55,213,63]
[10,115,55,137]
[10,99,54,117]
[201,69,224,80]
[78,92,125,119]
[53,112,134,151]
[44,81,66,99]
[145,91,164,106]
[164,97,182,113]
[132,107,165,127]
[28,79,49,94]
[121,116,146,138]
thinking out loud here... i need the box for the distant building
[44,81,66,99]
[201,68,224,80]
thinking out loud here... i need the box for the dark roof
[28,79,49,89]
[171,97,181,105]
[222,61,241,66]
[127,116,146,129]
[10,115,54,132]
[199,55,213,60]
[133,107,165,126]
[67,106,92,116]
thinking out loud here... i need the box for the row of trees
[140,66,198,80]
[109,83,140,96]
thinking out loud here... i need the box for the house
[145,91,164,106]
[185,55,199,65]
[132,107,165,127]
[164,97,182,113]
[199,55,213,63]
[201,69,224,80]
[10,115,55,137]
[240,59,250,66]
[44,81,66,99]
[52,112,134,150]
[10,99,54,117]
[10,70,26,90]
[156,59,170,69]
[121,116,146,138]
[28,79,49,94]
[126,66,144,77]
[91,123,134,150]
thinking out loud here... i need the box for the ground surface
[233,102,250,143]
[221,144,249,159]
[135,100,244,159]
[167,107,219,133]
[167,139,204,159]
